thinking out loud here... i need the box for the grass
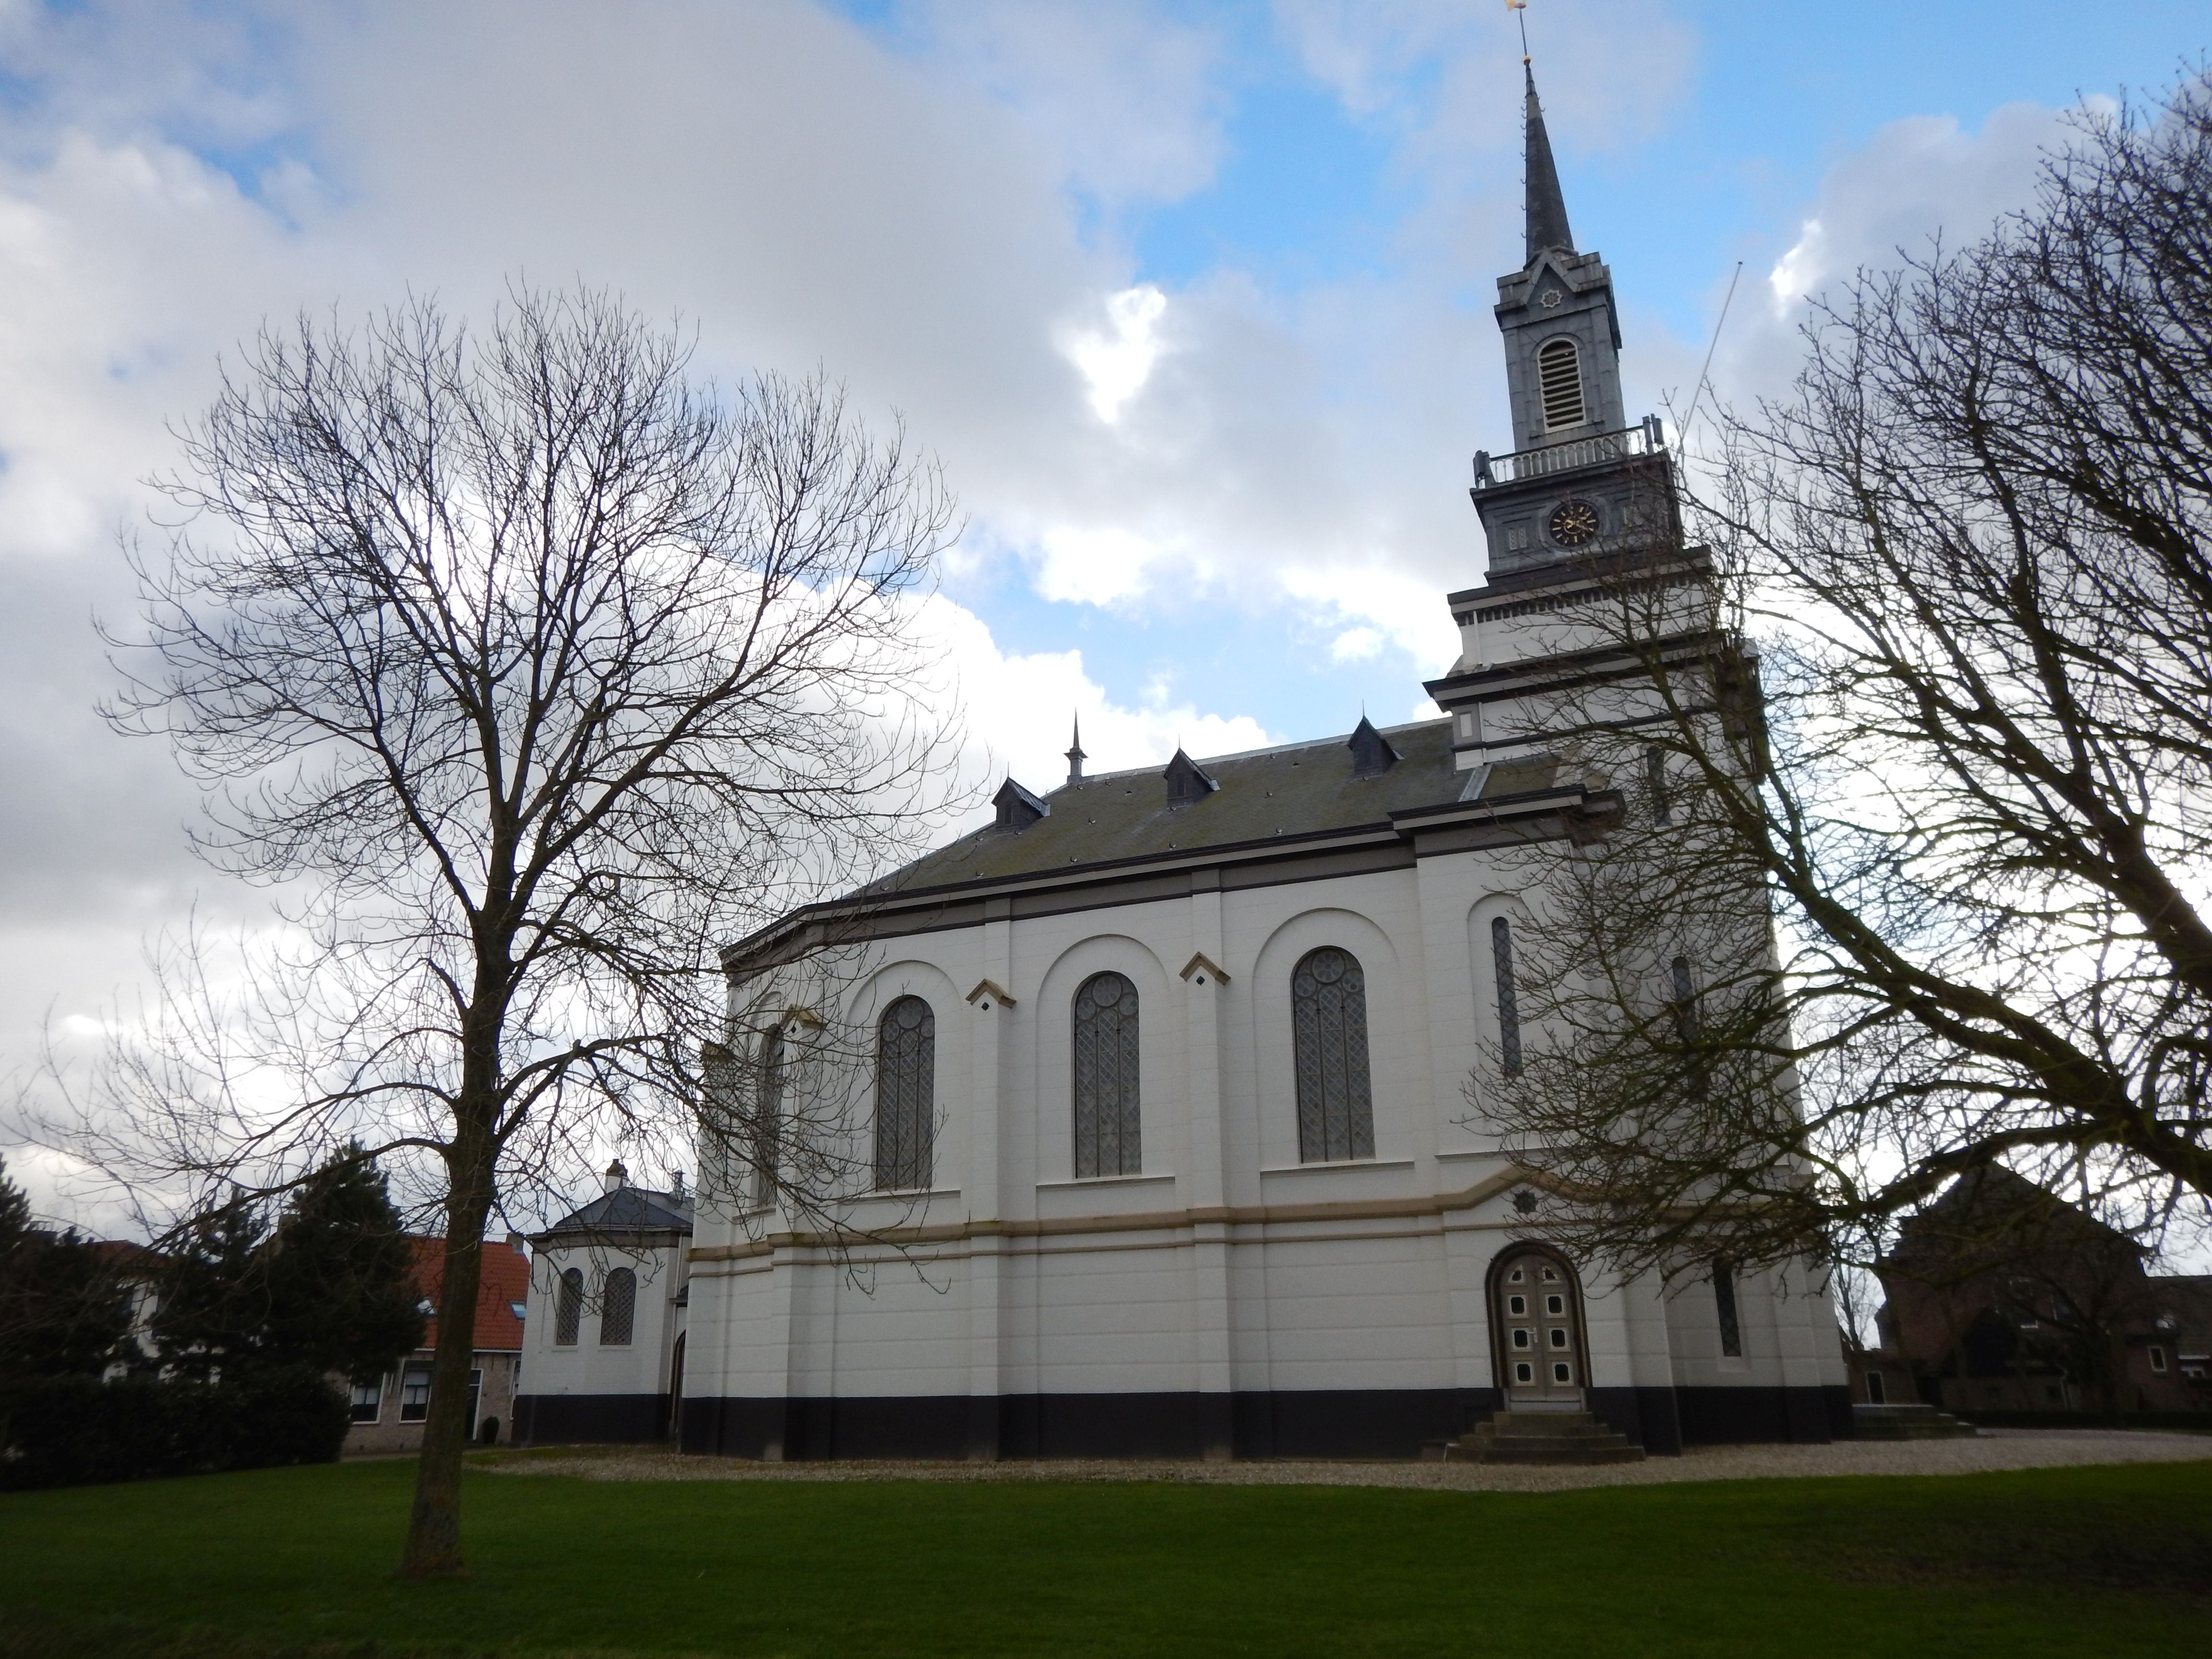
[0,1454,2206,1658]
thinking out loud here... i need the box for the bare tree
[1478,69,2212,1282]
[59,285,959,1575]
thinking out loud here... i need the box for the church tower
[1428,60,1686,770]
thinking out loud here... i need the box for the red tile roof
[408,1235,530,1352]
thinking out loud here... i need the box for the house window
[1291,947,1376,1163]
[1865,1371,1887,1405]
[554,1267,582,1346]
[1491,918,1523,1077]
[1072,972,1142,1178]
[399,1362,433,1422]
[1538,337,1586,431]
[1714,1258,1743,1357]
[752,1025,786,1208]
[350,1376,385,1423]
[600,1268,636,1347]
[874,996,936,1191]
[2149,1345,2168,1373]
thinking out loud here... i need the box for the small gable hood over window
[993,777,1048,830]
[1163,748,1219,807]
[1347,717,1400,780]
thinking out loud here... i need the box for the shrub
[0,1367,349,1490]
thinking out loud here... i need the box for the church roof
[1522,64,1575,263]
[878,719,1551,893]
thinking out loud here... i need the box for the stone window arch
[1072,971,1141,1178]
[599,1267,636,1347]
[554,1266,582,1346]
[1292,946,1376,1162]
[1538,337,1586,431]
[874,995,936,1191]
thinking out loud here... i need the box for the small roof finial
[1065,715,1087,787]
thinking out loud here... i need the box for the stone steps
[1424,1409,1647,1466]
[1851,1403,1978,1440]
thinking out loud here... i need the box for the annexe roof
[534,1185,695,1241]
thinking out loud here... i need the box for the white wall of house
[521,1240,689,1402]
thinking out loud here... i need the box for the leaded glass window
[751,1026,784,1208]
[554,1266,582,1346]
[1714,1258,1743,1357]
[1072,971,1141,1178]
[600,1267,636,1347]
[875,996,936,1191]
[1292,947,1375,1163]
[1491,917,1523,1077]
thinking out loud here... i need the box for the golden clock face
[1549,499,1600,546]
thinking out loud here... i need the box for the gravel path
[486,1429,2210,1494]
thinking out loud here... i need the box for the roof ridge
[1046,717,1449,794]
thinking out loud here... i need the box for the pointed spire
[1065,716,1087,787]
[1523,62,1575,264]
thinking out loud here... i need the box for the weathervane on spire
[1505,0,1531,64]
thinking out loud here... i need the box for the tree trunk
[397,1130,497,1579]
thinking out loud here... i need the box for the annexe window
[1491,918,1523,1077]
[874,996,937,1191]
[1646,744,1672,825]
[1538,337,1586,432]
[600,1267,636,1347]
[1072,972,1141,1178]
[1714,1258,1743,1357]
[1671,954,1708,1098]
[1292,947,1376,1163]
[554,1266,583,1346]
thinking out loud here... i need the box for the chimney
[505,1231,526,1254]
[668,1170,688,1206]
[604,1157,629,1193]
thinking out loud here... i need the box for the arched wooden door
[1491,1245,1588,1408]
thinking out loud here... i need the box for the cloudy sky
[1,0,2202,1220]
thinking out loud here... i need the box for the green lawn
[1,1454,2206,1659]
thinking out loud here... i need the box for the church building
[518,65,1851,1460]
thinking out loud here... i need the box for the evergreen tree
[155,1147,425,1384]
[0,1153,130,1379]
[263,1149,424,1383]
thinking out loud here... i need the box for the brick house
[1857,1167,2211,1416]
[343,1234,530,1453]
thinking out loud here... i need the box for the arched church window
[1491,917,1523,1077]
[1538,337,1586,432]
[554,1267,582,1346]
[600,1267,636,1347]
[1713,1258,1743,1357]
[1292,947,1376,1163]
[1072,971,1141,1178]
[751,1025,784,1208]
[874,996,936,1191]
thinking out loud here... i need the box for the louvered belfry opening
[1292,947,1376,1163]
[1072,971,1141,1177]
[874,995,936,1191]
[1538,337,1586,432]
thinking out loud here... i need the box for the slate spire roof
[1522,62,1575,264]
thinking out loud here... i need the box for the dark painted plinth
[655,1382,1844,1461]
[513,1392,672,1445]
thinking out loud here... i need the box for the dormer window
[1538,337,1586,432]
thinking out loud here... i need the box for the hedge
[0,1366,350,1490]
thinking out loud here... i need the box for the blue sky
[0,0,2205,1218]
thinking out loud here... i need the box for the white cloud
[1328,626,1382,663]
[1061,283,1168,424]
